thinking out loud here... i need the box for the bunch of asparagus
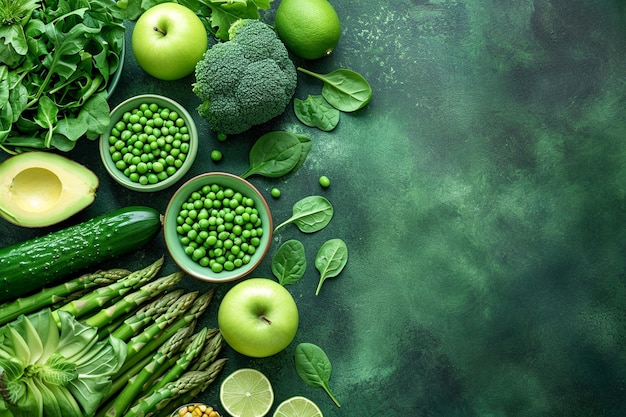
[0,257,226,417]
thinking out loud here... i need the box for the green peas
[210,150,222,162]
[271,188,281,198]
[175,183,264,274]
[108,101,191,185]
[319,175,331,188]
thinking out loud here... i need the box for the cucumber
[0,206,162,303]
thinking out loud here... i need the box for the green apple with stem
[131,3,208,80]
[218,278,299,358]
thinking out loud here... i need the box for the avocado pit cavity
[11,167,63,213]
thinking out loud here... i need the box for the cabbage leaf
[0,309,127,417]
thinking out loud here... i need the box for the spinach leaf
[272,239,306,286]
[294,95,340,131]
[293,133,312,172]
[274,195,334,234]
[297,67,373,112]
[295,342,341,407]
[315,238,348,295]
[241,131,303,179]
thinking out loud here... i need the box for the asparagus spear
[55,257,164,320]
[83,271,184,329]
[116,289,213,377]
[145,327,210,395]
[124,362,227,417]
[160,331,225,412]
[0,268,130,326]
[187,330,224,372]
[101,289,186,341]
[98,326,193,417]
[104,322,199,404]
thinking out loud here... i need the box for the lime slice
[220,368,274,417]
[272,396,323,417]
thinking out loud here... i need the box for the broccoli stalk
[193,19,297,135]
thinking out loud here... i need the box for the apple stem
[153,26,166,36]
[261,315,272,325]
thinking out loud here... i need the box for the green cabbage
[0,309,127,417]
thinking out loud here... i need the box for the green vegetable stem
[102,289,186,341]
[297,67,373,112]
[97,326,193,417]
[82,271,184,329]
[118,289,215,376]
[54,257,165,321]
[0,268,130,327]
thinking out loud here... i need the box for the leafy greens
[0,0,125,154]
[0,309,127,417]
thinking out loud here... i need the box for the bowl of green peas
[99,94,198,192]
[163,172,273,283]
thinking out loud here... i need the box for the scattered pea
[319,175,331,188]
[108,101,191,185]
[217,132,228,141]
[176,183,264,273]
[270,188,281,198]
[210,149,223,162]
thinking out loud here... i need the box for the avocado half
[0,152,99,228]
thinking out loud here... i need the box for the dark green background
[2,0,626,416]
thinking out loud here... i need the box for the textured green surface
[1,0,625,416]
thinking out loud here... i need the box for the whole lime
[274,0,341,60]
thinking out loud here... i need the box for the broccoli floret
[193,19,297,135]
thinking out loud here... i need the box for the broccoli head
[193,19,297,135]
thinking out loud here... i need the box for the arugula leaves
[0,0,125,154]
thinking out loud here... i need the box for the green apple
[131,3,208,80]
[218,278,299,358]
